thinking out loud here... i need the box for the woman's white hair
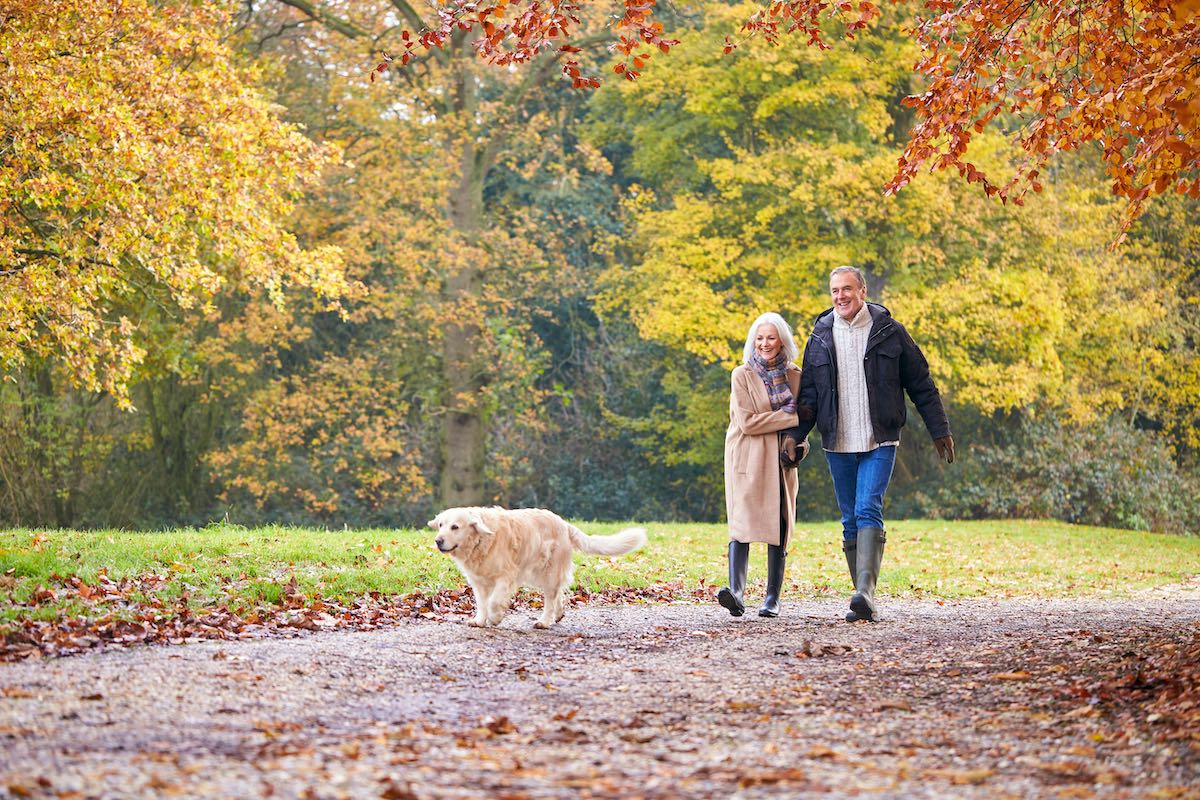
[742,312,799,365]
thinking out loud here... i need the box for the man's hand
[934,435,955,464]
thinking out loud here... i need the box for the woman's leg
[718,541,750,616]
[759,477,789,617]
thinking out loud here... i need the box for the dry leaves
[1,575,717,661]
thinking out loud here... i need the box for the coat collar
[741,363,800,407]
[813,303,895,351]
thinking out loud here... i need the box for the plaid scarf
[749,352,794,411]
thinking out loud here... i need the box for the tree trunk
[440,41,489,507]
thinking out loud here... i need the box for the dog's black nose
[435,537,445,550]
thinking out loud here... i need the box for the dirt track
[2,587,1199,799]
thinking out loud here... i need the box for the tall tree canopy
[0,0,352,407]
[586,1,1196,467]
[368,0,1200,230]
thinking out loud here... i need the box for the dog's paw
[467,617,486,627]
[533,619,553,629]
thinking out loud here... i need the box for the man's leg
[850,446,896,622]
[826,451,863,621]
[825,451,860,545]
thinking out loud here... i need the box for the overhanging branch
[274,0,369,38]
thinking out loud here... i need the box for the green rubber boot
[849,527,886,623]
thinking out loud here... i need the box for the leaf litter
[0,590,1198,798]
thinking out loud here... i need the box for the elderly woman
[718,312,807,618]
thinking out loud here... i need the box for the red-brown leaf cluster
[1063,626,1200,747]
[885,0,1200,235]
[368,0,679,88]
[735,0,879,50]
[0,573,711,661]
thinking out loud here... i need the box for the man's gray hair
[830,265,867,290]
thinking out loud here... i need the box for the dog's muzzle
[435,538,457,553]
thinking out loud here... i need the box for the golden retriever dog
[428,506,647,629]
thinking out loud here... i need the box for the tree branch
[386,0,428,35]
[274,0,369,38]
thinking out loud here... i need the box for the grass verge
[1,519,1197,657]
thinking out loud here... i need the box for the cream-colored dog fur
[428,506,647,629]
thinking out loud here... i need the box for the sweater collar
[833,303,872,331]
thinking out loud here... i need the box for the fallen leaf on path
[479,715,517,735]
[737,768,807,787]
[923,767,994,784]
[879,699,913,711]
[380,779,420,800]
[805,745,844,760]
[796,640,854,658]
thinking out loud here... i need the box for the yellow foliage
[0,0,353,407]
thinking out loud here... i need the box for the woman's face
[754,324,782,361]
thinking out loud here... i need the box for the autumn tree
[585,2,1195,514]
[0,0,353,409]
[366,0,1198,232]
[247,0,637,508]
[191,1,623,517]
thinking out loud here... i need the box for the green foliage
[915,416,1200,534]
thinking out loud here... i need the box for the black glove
[779,429,809,469]
[934,435,955,464]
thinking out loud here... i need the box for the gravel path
[2,587,1198,799]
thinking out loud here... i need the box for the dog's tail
[567,525,647,556]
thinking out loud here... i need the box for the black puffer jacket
[792,303,950,446]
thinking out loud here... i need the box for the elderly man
[785,266,954,622]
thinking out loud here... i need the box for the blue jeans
[826,446,897,543]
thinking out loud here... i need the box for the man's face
[830,272,867,320]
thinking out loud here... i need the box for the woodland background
[2,0,1198,533]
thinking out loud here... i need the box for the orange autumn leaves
[370,0,1197,232]
[207,355,432,520]
[888,0,1200,238]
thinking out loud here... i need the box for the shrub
[915,415,1200,534]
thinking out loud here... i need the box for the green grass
[1,520,1198,624]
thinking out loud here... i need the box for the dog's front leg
[484,580,516,626]
[467,578,494,627]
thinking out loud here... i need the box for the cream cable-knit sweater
[830,305,898,453]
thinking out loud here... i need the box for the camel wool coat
[724,363,801,546]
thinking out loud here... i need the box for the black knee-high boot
[758,545,787,617]
[717,541,749,617]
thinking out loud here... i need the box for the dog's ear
[427,517,439,530]
[469,515,496,536]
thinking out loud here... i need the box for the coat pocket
[735,444,752,474]
[873,339,903,385]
